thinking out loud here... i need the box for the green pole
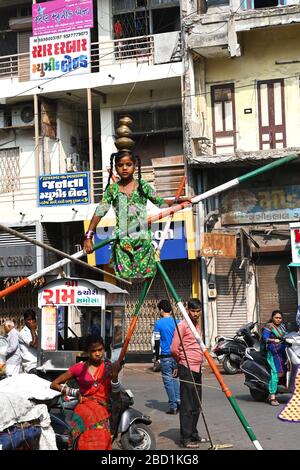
[238,154,298,183]
[156,262,263,450]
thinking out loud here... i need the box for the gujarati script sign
[30,29,90,80]
[39,172,90,206]
[221,185,300,225]
[32,0,94,36]
[200,233,236,258]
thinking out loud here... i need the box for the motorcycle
[213,321,260,374]
[48,385,156,450]
[241,331,300,402]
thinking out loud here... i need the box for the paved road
[119,362,300,451]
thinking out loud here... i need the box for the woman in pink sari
[51,335,120,450]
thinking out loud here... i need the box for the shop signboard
[32,0,94,36]
[39,172,90,206]
[92,215,196,264]
[0,245,36,277]
[290,223,300,264]
[30,29,90,80]
[38,279,103,307]
[221,185,300,225]
[200,233,236,258]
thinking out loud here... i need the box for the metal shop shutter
[215,257,247,337]
[125,260,192,352]
[257,256,297,330]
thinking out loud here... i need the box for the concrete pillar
[98,0,112,42]
[100,106,115,186]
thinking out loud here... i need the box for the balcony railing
[0,33,181,82]
[0,158,185,211]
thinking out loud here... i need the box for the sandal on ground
[181,441,200,449]
[268,398,279,406]
[192,436,210,443]
[198,437,210,443]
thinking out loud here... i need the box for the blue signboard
[39,172,90,206]
[93,220,189,264]
[221,185,300,225]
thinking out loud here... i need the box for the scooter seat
[247,350,269,369]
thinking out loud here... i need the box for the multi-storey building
[182,0,300,345]
[0,0,199,353]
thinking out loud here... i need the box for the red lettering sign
[294,229,300,243]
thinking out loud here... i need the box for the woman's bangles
[84,230,94,240]
[61,383,80,397]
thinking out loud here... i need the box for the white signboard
[38,279,104,307]
[30,29,90,80]
[290,223,300,263]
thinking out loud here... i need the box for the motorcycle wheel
[250,388,268,402]
[120,423,156,450]
[222,355,239,375]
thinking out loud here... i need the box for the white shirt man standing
[4,320,21,377]
[19,309,38,374]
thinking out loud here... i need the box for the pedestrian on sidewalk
[153,299,180,414]
[19,309,38,374]
[4,320,21,377]
[171,298,208,449]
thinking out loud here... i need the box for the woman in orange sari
[51,335,120,450]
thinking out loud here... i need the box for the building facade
[0,0,200,352]
[182,0,300,346]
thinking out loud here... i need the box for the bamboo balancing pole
[0,153,297,300]
[156,261,263,450]
[0,226,131,300]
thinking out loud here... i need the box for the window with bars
[115,106,182,134]
[0,147,20,194]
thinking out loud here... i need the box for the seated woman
[50,335,120,450]
[261,310,287,406]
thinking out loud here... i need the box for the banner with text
[39,172,90,206]
[221,185,300,225]
[30,29,90,80]
[32,0,94,36]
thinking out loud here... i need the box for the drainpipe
[196,172,210,347]
[33,1,40,205]
[35,221,44,273]
[87,88,94,203]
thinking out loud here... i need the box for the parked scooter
[241,331,300,402]
[213,322,260,374]
[48,385,156,450]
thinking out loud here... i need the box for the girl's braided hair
[105,151,146,197]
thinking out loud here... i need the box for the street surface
[119,362,300,451]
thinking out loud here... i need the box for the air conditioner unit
[66,153,82,172]
[12,104,34,127]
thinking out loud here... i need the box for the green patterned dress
[95,179,164,280]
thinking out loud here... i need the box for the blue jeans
[160,357,180,410]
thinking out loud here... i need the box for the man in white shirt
[4,320,21,377]
[19,309,38,374]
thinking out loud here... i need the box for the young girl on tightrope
[84,151,188,280]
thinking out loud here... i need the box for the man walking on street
[19,309,38,374]
[153,299,180,414]
[4,320,21,377]
[171,298,208,448]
